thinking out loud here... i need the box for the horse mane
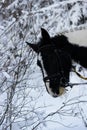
[51,35,69,48]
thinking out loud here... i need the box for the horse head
[27,28,72,97]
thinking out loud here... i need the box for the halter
[37,44,69,88]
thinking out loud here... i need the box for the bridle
[37,44,70,88]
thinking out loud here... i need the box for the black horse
[26,28,87,97]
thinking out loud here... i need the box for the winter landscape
[0,0,87,130]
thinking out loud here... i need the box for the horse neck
[64,42,80,63]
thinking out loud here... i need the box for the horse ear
[26,42,38,53]
[41,28,50,43]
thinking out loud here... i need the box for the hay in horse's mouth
[58,87,66,96]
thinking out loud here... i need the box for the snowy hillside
[0,0,87,130]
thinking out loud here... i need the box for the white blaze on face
[37,53,48,78]
[38,53,54,96]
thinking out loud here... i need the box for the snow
[0,0,87,130]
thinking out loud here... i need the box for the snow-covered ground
[0,0,87,130]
